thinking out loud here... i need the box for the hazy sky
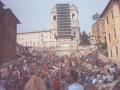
[2,0,109,33]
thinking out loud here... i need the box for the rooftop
[17,30,51,34]
[0,1,4,8]
[0,0,20,24]
[100,0,118,18]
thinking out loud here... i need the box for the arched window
[54,33,56,37]
[72,13,75,19]
[53,15,56,21]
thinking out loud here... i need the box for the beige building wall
[17,31,53,48]
[101,0,120,61]
[92,19,106,45]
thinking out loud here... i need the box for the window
[30,41,32,46]
[114,28,116,38]
[116,46,118,55]
[53,15,56,21]
[41,34,43,37]
[33,42,35,45]
[73,32,75,37]
[72,13,75,19]
[107,17,109,24]
[108,33,111,42]
[54,34,56,37]
[110,50,112,57]
[41,39,43,42]
[111,10,114,18]
[26,42,27,46]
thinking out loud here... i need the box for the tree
[101,41,107,49]
[100,41,108,57]
[80,31,90,45]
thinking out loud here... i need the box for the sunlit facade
[91,19,106,45]
[101,0,120,61]
[17,3,82,55]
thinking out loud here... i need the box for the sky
[2,0,109,33]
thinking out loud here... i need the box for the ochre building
[91,19,106,46]
[101,0,120,62]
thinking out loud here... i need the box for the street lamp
[60,56,64,81]
[43,41,45,61]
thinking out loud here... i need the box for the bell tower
[50,6,57,41]
[70,4,80,41]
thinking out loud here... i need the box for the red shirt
[53,79,60,90]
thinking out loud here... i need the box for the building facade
[101,0,120,61]
[17,3,80,56]
[91,19,106,45]
[17,31,55,48]
[0,1,20,64]
[50,3,80,40]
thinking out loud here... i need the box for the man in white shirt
[0,80,6,90]
[68,70,84,90]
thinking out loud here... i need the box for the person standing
[53,76,60,90]
[24,73,47,90]
[0,80,6,90]
[68,70,84,90]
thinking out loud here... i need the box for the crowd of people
[0,47,120,90]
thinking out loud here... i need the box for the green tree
[80,31,90,45]
[101,41,107,49]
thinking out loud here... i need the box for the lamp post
[43,41,45,61]
[60,57,62,81]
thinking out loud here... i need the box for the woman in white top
[68,70,84,90]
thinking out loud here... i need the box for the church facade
[17,3,81,55]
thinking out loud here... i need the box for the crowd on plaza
[0,47,120,90]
